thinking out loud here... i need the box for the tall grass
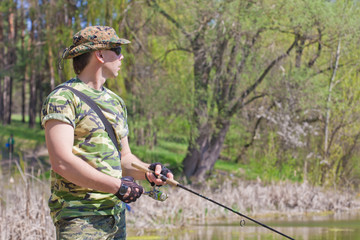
[1,118,359,238]
[127,178,360,233]
[0,166,54,239]
[1,168,359,239]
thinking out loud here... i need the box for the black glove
[145,162,172,186]
[115,176,143,203]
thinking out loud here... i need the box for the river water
[128,210,360,240]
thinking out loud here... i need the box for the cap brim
[62,39,131,59]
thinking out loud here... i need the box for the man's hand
[145,162,174,186]
[115,177,143,203]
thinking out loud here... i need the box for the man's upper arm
[45,120,74,167]
[120,136,131,158]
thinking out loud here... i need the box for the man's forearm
[51,154,122,194]
[121,153,149,180]
[46,119,121,195]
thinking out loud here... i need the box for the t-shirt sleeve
[105,88,129,139]
[117,97,129,138]
[41,89,77,129]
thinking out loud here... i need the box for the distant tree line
[1,0,360,186]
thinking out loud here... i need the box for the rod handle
[131,162,179,187]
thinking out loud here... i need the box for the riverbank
[128,209,360,239]
[127,179,360,230]
[2,172,358,239]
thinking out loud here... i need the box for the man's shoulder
[46,78,92,105]
[103,87,126,106]
[47,78,77,96]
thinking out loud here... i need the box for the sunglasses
[110,47,122,56]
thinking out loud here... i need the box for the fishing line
[240,219,246,227]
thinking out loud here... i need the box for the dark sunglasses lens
[111,47,122,55]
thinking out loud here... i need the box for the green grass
[214,160,242,172]
[1,115,44,138]
[0,115,301,183]
[131,139,187,175]
[0,116,45,152]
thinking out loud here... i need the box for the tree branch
[157,47,192,63]
[146,0,192,42]
[243,94,266,106]
[308,28,322,67]
[228,37,297,115]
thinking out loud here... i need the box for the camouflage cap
[62,26,130,59]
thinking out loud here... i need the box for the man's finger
[123,188,131,198]
[155,164,162,175]
[153,178,166,185]
[167,172,174,179]
[147,172,157,183]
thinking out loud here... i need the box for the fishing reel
[144,186,168,201]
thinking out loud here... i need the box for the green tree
[0,0,17,125]
[233,0,360,186]
[146,0,302,180]
[146,0,360,183]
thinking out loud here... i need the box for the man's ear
[94,51,105,63]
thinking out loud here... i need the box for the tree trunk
[28,11,36,128]
[183,120,230,181]
[46,0,56,90]
[324,39,341,157]
[37,71,44,126]
[3,3,17,125]
[28,71,37,128]
[20,0,27,122]
[22,73,27,122]
[0,13,4,123]
[2,76,12,124]
[322,39,341,184]
[48,43,56,90]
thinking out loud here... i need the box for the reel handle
[131,162,179,187]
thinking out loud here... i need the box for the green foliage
[2,0,360,187]
[131,138,187,175]
[238,132,303,183]
[0,116,44,145]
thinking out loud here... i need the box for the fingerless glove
[115,176,144,203]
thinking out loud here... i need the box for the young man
[41,26,173,240]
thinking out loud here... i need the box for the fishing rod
[132,162,295,240]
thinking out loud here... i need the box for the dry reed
[0,166,55,240]
[127,179,360,231]
[1,171,359,239]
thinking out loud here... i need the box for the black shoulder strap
[55,85,121,159]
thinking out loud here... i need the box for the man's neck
[77,68,106,91]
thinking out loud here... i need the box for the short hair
[72,52,91,74]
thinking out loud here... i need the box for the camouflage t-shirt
[41,77,128,223]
